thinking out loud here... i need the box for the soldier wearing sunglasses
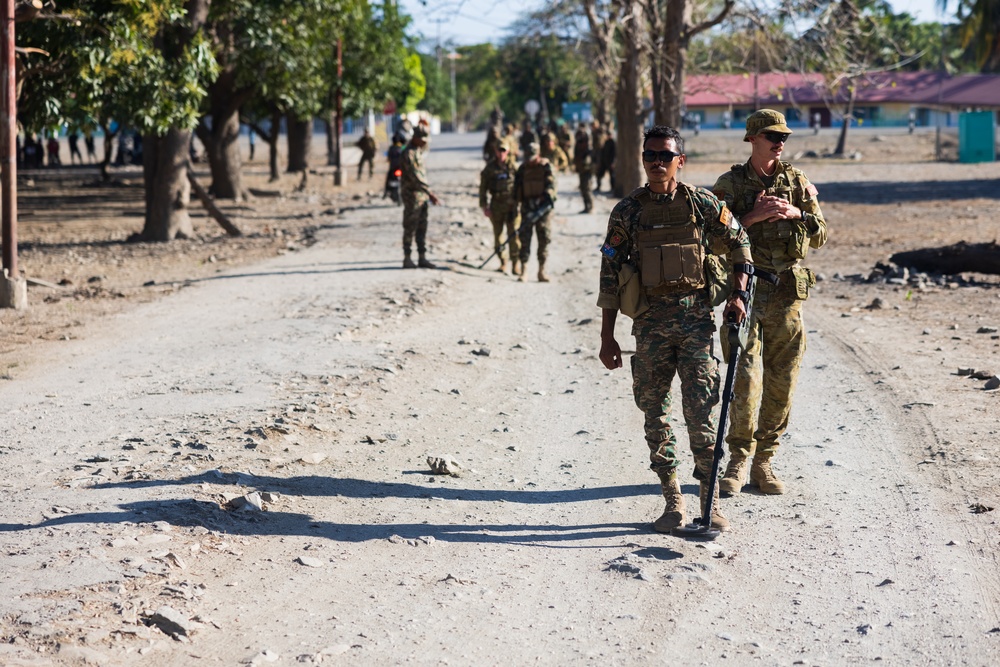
[711,109,828,498]
[597,125,753,534]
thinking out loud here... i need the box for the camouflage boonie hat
[744,109,792,141]
[524,141,540,158]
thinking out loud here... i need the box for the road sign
[524,99,540,116]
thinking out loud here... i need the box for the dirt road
[1,132,998,666]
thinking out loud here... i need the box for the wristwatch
[730,289,750,305]
[800,208,808,222]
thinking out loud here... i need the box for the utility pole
[448,49,458,132]
[334,38,343,186]
[1,0,25,309]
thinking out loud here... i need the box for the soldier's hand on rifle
[723,294,747,324]
[599,335,623,370]
[482,207,491,218]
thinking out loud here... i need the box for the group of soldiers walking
[391,109,826,537]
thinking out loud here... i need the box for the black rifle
[674,264,779,540]
[478,198,552,270]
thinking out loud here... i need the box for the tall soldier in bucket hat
[711,109,828,496]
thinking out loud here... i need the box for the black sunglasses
[761,131,790,144]
[641,149,680,163]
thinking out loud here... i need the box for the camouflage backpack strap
[682,182,733,307]
[629,186,650,206]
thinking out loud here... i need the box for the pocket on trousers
[792,266,815,300]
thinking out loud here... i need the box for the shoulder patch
[806,183,818,197]
[719,206,733,228]
[608,225,627,247]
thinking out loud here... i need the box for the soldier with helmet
[711,109,828,497]
[479,142,521,274]
[514,142,557,282]
[399,124,441,269]
[597,125,753,534]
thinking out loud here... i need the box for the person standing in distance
[400,125,441,269]
[478,143,521,274]
[514,142,557,283]
[356,127,378,180]
[598,125,753,533]
[712,109,828,496]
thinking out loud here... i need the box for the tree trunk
[658,0,690,128]
[325,116,337,166]
[286,115,312,173]
[201,105,245,200]
[99,122,118,183]
[833,85,857,156]
[141,128,194,241]
[267,111,281,182]
[613,0,644,198]
[141,0,210,240]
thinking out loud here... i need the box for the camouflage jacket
[597,183,752,311]
[712,160,827,273]
[479,155,519,208]
[514,159,557,209]
[400,144,431,205]
[356,135,377,157]
[542,144,570,172]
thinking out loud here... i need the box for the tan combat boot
[498,257,508,274]
[699,482,731,532]
[518,262,528,282]
[719,455,749,497]
[417,253,437,269]
[402,253,416,269]
[537,261,550,283]
[750,456,786,495]
[652,472,686,534]
[511,258,520,276]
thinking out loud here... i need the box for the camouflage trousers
[402,198,429,254]
[489,199,520,261]
[631,291,720,479]
[358,154,375,178]
[518,208,551,265]
[725,272,806,459]
[578,172,593,211]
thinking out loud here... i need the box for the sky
[400,0,953,48]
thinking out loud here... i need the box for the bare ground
[0,128,998,666]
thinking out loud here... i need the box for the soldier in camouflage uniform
[712,109,828,496]
[598,125,752,534]
[514,142,557,283]
[400,125,441,269]
[356,128,377,179]
[540,133,569,173]
[573,123,593,213]
[479,143,521,274]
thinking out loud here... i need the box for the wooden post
[0,0,25,308]
[1,0,16,279]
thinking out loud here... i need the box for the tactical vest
[728,163,810,270]
[521,163,548,198]
[490,162,515,196]
[632,186,705,295]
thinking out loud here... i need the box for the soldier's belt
[645,283,705,297]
